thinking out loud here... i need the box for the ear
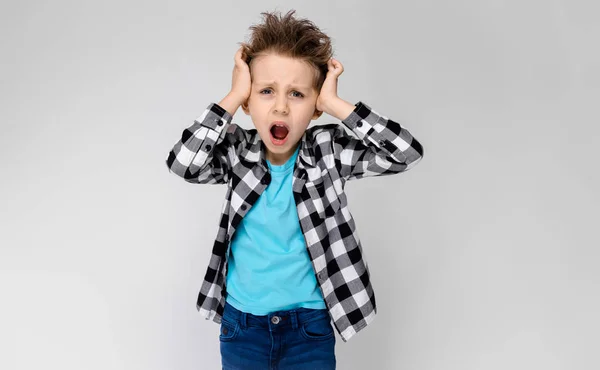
[241,99,250,115]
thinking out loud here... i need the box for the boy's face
[241,53,323,166]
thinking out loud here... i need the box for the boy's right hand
[230,46,252,105]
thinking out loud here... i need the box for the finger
[332,58,343,70]
[235,48,248,67]
[331,61,344,77]
[331,57,337,67]
[326,59,332,73]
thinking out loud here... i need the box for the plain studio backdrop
[1,0,598,369]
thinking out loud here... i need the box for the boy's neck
[266,142,299,166]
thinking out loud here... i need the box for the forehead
[251,53,315,88]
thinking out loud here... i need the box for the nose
[273,95,289,114]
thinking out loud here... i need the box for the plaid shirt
[166,101,424,342]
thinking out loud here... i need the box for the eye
[259,89,304,98]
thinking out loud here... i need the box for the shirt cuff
[198,103,234,131]
[341,101,371,129]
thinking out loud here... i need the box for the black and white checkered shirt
[166,101,424,342]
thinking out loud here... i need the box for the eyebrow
[254,80,312,90]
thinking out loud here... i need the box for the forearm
[166,102,234,184]
[334,101,424,180]
[323,97,356,121]
[218,92,245,117]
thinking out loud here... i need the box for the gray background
[1,0,598,369]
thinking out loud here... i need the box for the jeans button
[271,316,280,324]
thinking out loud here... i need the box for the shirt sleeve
[333,101,424,181]
[165,103,236,185]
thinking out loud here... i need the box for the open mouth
[270,123,290,141]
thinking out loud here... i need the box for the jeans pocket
[219,318,240,342]
[300,316,334,341]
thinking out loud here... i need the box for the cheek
[300,105,317,119]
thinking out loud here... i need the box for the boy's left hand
[316,58,356,120]
[316,58,344,114]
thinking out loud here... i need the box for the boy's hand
[230,46,252,105]
[316,58,355,120]
[316,58,343,113]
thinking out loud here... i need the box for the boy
[166,10,424,369]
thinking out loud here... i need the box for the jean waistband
[222,301,330,331]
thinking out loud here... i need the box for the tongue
[272,126,288,139]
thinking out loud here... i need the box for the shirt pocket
[304,171,341,219]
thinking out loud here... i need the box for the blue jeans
[219,301,336,369]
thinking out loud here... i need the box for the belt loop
[290,310,299,330]
[241,311,247,329]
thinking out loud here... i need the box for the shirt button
[379,140,386,147]
[241,204,247,211]
[261,178,269,185]
[216,119,223,126]
[271,316,280,324]
[356,121,363,127]
[205,144,212,151]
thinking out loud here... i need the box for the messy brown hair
[238,9,333,92]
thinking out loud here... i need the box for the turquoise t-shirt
[225,144,326,315]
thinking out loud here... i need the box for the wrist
[219,92,245,116]
[325,97,355,121]
[227,91,247,106]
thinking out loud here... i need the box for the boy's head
[238,10,333,165]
